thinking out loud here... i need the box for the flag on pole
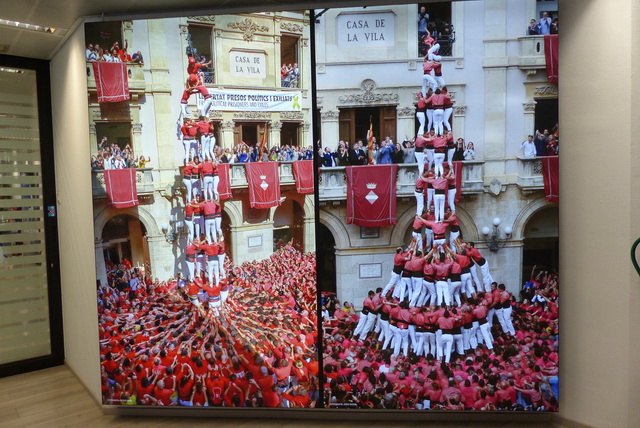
[367,118,375,165]
[258,122,268,162]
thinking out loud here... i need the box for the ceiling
[0,0,445,60]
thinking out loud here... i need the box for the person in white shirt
[521,135,537,158]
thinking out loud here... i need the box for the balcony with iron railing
[318,161,484,201]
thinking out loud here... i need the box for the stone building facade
[315,1,558,307]
[86,12,314,286]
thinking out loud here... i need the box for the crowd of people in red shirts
[98,244,319,407]
[321,236,558,411]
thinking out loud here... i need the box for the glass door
[0,55,63,376]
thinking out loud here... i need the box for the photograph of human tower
[84,11,318,408]
[316,1,559,411]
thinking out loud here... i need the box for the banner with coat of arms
[345,164,398,227]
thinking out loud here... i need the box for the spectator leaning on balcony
[377,138,395,165]
[418,6,430,41]
[538,12,552,35]
[463,142,475,160]
[534,129,549,157]
[521,135,537,158]
[527,19,540,35]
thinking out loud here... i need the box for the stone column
[94,240,108,287]
[523,99,536,136]
[302,194,315,253]
[453,105,467,141]
[483,0,508,181]
[220,120,236,150]
[301,122,310,148]
[147,19,176,187]
[396,106,416,142]
[270,121,282,148]
[146,234,174,280]
[320,110,340,151]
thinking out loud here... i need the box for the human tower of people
[322,35,558,411]
[97,52,319,407]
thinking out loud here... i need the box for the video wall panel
[85,1,559,413]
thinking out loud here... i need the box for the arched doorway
[316,223,336,293]
[102,214,150,269]
[273,199,304,251]
[522,206,559,280]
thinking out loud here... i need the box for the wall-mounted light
[162,215,184,243]
[481,217,512,252]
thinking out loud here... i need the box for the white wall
[46,1,640,425]
[560,0,640,427]
[50,25,101,402]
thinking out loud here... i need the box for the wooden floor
[0,365,569,428]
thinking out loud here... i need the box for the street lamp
[482,217,512,252]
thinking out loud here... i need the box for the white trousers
[434,152,445,177]
[382,271,401,297]
[416,112,426,136]
[423,279,436,307]
[426,110,434,134]
[412,231,423,253]
[203,176,214,200]
[436,279,451,306]
[422,74,437,96]
[433,109,444,135]
[461,272,475,297]
[428,44,442,61]
[218,253,226,278]
[415,151,425,175]
[415,190,425,215]
[448,188,457,212]
[439,333,453,363]
[185,219,194,241]
[444,107,452,130]
[393,328,410,357]
[207,258,219,286]
[183,178,192,202]
[434,193,446,222]
[205,218,217,243]
[449,280,462,306]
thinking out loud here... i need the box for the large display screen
[85,1,559,412]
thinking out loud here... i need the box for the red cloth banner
[292,160,314,194]
[541,156,559,203]
[346,164,398,227]
[104,169,139,208]
[245,162,281,209]
[92,61,130,103]
[453,161,463,205]
[544,35,558,83]
[217,163,232,200]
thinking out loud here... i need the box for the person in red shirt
[496,283,516,335]
[416,92,427,136]
[182,159,193,203]
[180,69,214,119]
[431,173,448,222]
[414,131,428,175]
[421,58,438,96]
[382,247,409,297]
[200,156,215,201]
[432,252,452,306]
[445,161,456,213]
[192,193,203,239]
[472,299,494,351]
[426,88,447,136]
[190,156,202,201]
[184,198,196,241]
[196,116,215,162]
[217,240,226,280]
[414,170,428,215]
[437,310,457,363]
[184,238,200,281]
[202,198,218,244]
[180,118,199,164]
[463,241,494,293]
[354,290,376,339]
[406,250,426,307]
[200,239,220,289]
[392,301,413,358]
